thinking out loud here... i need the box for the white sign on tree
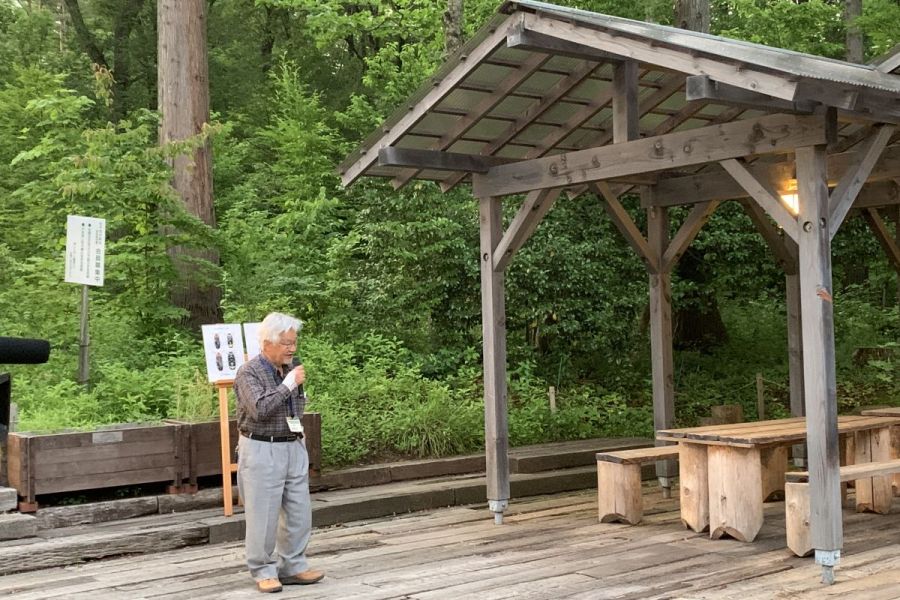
[65,215,106,287]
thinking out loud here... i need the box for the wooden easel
[216,380,237,517]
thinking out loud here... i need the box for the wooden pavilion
[339,0,900,581]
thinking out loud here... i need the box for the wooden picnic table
[657,415,900,543]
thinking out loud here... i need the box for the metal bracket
[488,499,509,525]
[816,549,841,585]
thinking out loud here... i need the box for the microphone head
[291,357,302,368]
[0,337,52,364]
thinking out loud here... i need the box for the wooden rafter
[391,51,552,189]
[686,75,814,114]
[440,58,602,192]
[474,113,829,198]
[506,23,623,63]
[720,158,799,243]
[828,125,896,239]
[378,148,513,172]
[613,60,639,143]
[492,188,561,272]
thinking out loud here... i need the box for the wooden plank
[786,458,900,483]
[829,125,896,239]
[720,158,799,243]
[492,188,561,272]
[661,200,721,271]
[708,445,764,541]
[34,453,178,479]
[480,196,509,516]
[650,144,900,208]
[593,182,658,273]
[506,25,622,63]
[595,446,679,465]
[392,51,551,189]
[596,462,642,524]
[517,11,799,101]
[862,208,900,274]
[473,113,828,198]
[34,467,178,496]
[855,427,894,513]
[795,143,843,559]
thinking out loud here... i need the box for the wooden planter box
[165,412,322,486]
[7,422,187,510]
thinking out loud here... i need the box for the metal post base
[658,476,673,499]
[489,499,508,525]
[815,550,840,585]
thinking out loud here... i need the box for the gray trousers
[237,436,312,581]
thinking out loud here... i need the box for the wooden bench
[785,459,900,556]
[596,446,679,525]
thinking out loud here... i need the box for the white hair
[258,312,302,347]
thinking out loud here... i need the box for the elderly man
[233,312,324,593]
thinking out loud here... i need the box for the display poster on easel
[201,324,246,382]
[243,322,262,360]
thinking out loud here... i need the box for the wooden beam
[518,11,799,101]
[592,182,658,273]
[473,113,828,198]
[440,59,601,192]
[392,51,551,189]
[846,180,900,208]
[378,147,513,173]
[720,158,799,243]
[686,75,814,114]
[661,201,721,271]
[340,16,517,186]
[795,144,842,564]
[651,144,900,207]
[862,208,900,274]
[506,25,623,63]
[646,196,676,489]
[613,60,639,144]
[492,189,560,272]
[875,47,900,74]
[479,196,509,520]
[828,125,896,239]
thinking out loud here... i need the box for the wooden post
[549,386,557,414]
[78,285,90,386]
[796,144,842,581]
[786,270,807,466]
[480,196,509,524]
[217,382,234,517]
[755,373,765,420]
[647,198,676,494]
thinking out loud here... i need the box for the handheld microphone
[291,356,305,397]
[0,337,51,364]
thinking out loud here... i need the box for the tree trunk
[675,0,709,33]
[443,0,464,58]
[158,0,221,331]
[844,0,864,63]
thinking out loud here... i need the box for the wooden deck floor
[0,486,898,599]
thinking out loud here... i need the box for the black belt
[241,432,302,442]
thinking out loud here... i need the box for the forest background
[1,0,898,469]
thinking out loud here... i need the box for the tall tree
[443,0,464,58]
[675,0,709,33]
[158,0,221,330]
[844,0,864,62]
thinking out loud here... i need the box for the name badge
[286,417,304,434]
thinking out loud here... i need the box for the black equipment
[0,337,51,365]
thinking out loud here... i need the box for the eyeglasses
[278,340,297,348]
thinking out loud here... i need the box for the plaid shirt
[234,355,307,437]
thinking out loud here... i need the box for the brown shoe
[256,578,283,593]
[280,569,325,585]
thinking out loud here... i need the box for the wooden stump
[708,445,763,542]
[597,461,642,524]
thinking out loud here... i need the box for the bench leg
[892,425,900,498]
[785,481,813,557]
[855,427,893,514]
[597,462,642,524]
[760,445,788,502]
[679,442,709,533]
[708,445,763,542]
[840,433,855,508]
